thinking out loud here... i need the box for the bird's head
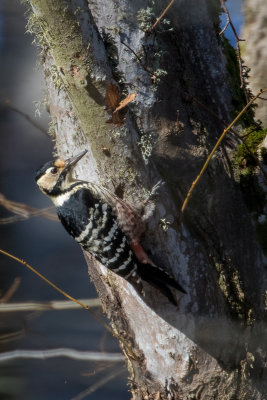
[35,150,87,195]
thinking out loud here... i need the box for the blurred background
[0,1,128,399]
[0,0,263,399]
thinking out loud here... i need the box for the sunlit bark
[27,1,267,398]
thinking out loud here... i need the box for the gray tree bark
[242,0,267,127]
[26,0,267,398]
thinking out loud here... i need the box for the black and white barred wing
[86,183,146,242]
[57,187,140,282]
[57,186,183,305]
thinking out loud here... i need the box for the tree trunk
[26,0,267,398]
[242,0,267,127]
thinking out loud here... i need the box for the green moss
[233,128,267,215]
[28,0,110,163]
[26,12,49,53]
[50,65,64,91]
[234,127,267,255]
[221,37,255,126]
[236,128,267,168]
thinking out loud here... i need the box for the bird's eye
[50,167,58,174]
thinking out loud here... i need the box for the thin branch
[71,366,125,400]
[178,88,267,225]
[0,249,90,310]
[219,0,249,102]
[0,348,124,363]
[0,193,58,223]
[186,93,267,181]
[0,249,112,333]
[0,298,101,312]
[4,100,48,136]
[0,329,25,344]
[220,0,243,41]
[3,100,49,136]
[0,277,21,303]
[81,363,113,378]
[220,19,230,36]
[121,41,162,84]
[121,40,153,76]
[241,127,261,139]
[0,216,33,224]
[151,0,175,31]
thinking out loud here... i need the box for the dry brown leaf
[105,84,120,111]
[113,93,137,113]
[105,85,135,126]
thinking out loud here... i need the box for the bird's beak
[65,150,88,170]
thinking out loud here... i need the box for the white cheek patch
[37,174,57,193]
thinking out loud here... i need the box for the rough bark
[27,0,267,398]
[242,0,267,127]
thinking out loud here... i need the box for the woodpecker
[35,150,186,305]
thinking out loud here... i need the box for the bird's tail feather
[137,262,186,306]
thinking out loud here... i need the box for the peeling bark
[27,0,267,398]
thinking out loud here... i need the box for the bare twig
[0,278,21,303]
[0,216,33,224]
[71,366,125,400]
[219,0,249,102]
[178,89,267,225]
[0,348,124,362]
[220,0,243,41]
[0,249,91,310]
[186,93,267,181]
[241,127,261,139]
[0,298,101,312]
[3,100,49,136]
[220,19,230,36]
[151,0,175,31]
[0,329,25,344]
[121,40,153,76]
[81,363,113,378]
[0,193,58,223]
[0,249,112,333]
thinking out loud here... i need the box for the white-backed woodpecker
[35,150,186,305]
